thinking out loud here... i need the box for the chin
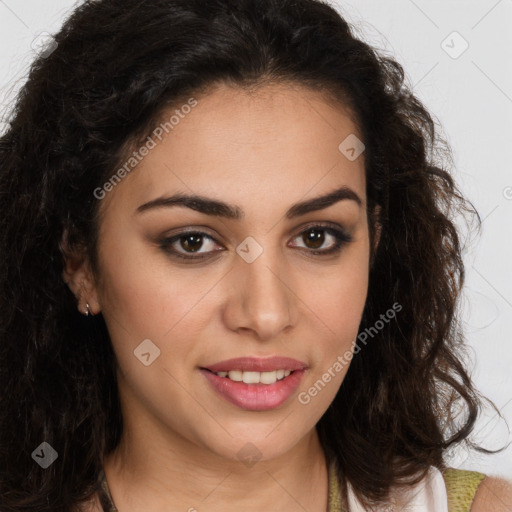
[202,427,307,467]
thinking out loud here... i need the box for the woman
[0,0,510,510]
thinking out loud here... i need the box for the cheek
[314,266,368,315]
[312,276,368,375]
[300,245,369,391]
[97,232,218,341]
[296,267,368,414]
[306,250,369,339]
[95,237,216,409]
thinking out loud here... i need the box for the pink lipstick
[200,356,307,411]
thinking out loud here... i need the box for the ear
[60,229,101,315]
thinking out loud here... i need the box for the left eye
[289,226,352,254]
[159,225,352,260]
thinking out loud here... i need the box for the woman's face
[87,82,373,465]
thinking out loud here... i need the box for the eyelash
[158,224,353,261]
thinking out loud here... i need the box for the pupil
[182,234,203,252]
[305,229,324,249]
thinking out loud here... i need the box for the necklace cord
[96,462,342,512]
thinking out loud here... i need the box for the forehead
[99,81,366,219]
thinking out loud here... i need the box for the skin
[64,81,373,511]
[469,476,512,512]
[64,80,512,512]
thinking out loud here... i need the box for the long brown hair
[0,0,502,510]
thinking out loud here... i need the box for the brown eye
[290,225,352,255]
[159,231,223,260]
[302,228,325,250]
[179,233,205,252]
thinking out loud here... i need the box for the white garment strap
[346,466,449,511]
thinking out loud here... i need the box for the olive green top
[98,462,486,511]
[327,461,486,512]
[442,468,487,512]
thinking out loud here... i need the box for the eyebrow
[135,185,362,220]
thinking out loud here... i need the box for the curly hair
[0,0,502,510]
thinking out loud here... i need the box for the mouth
[199,357,307,411]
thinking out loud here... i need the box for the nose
[222,245,298,341]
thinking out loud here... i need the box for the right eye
[158,231,225,260]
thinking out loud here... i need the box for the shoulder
[469,475,512,512]
[442,468,512,512]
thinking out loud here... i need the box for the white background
[0,0,510,480]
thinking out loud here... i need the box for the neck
[102,423,329,512]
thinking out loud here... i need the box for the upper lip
[202,356,308,373]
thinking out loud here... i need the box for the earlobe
[60,230,101,315]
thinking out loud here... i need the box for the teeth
[215,369,294,384]
[260,371,277,384]
[228,370,243,382]
[242,371,260,384]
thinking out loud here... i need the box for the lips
[200,367,306,411]
[199,356,308,411]
[201,356,307,373]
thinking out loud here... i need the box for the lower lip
[200,369,306,411]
